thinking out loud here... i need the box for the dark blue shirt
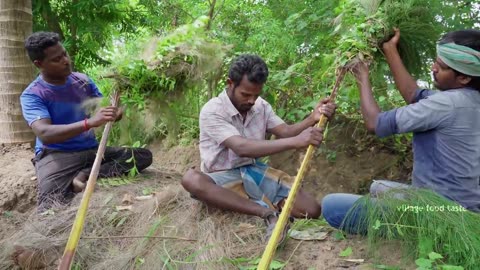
[376,88,480,212]
[20,72,102,155]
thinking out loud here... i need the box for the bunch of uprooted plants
[1,0,480,269]
[98,15,232,146]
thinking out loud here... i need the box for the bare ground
[0,118,414,270]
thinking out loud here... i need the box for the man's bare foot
[262,211,293,245]
[12,245,46,269]
[72,172,88,193]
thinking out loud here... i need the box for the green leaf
[373,219,381,230]
[159,256,175,270]
[428,252,443,261]
[142,187,153,195]
[107,211,119,223]
[116,216,128,227]
[339,246,353,257]
[396,225,404,236]
[269,260,286,270]
[135,257,145,266]
[419,237,434,258]
[415,258,433,268]
[333,231,346,240]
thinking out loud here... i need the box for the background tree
[32,0,156,71]
[0,0,35,144]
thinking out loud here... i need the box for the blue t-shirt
[376,88,480,212]
[20,72,103,155]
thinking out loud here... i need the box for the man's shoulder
[254,96,271,107]
[418,89,455,104]
[201,96,224,114]
[70,72,90,82]
[21,77,43,97]
[443,88,480,108]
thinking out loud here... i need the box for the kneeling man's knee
[305,202,321,219]
[321,194,337,225]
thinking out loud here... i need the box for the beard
[238,104,253,113]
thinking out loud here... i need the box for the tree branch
[38,0,64,40]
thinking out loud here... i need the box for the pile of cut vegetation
[99,16,231,145]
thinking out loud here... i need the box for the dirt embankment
[0,116,413,216]
[0,144,37,213]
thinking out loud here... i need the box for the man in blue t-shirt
[20,32,153,212]
[322,29,480,232]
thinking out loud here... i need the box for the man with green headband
[322,29,480,233]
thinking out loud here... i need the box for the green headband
[437,43,480,77]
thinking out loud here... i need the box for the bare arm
[223,127,324,158]
[383,28,419,104]
[269,98,337,138]
[270,118,315,139]
[31,118,86,145]
[352,63,381,133]
[31,106,118,145]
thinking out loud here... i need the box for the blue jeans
[321,180,411,234]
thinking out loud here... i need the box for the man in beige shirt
[182,54,336,241]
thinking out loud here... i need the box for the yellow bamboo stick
[58,91,120,270]
[257,68,346,270]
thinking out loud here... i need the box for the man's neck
[41,73,68,86]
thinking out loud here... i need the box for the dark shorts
[33,147,152,212]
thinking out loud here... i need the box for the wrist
[307,113,317,126]
[383,45,399,55]
[286,137,298,149]
[83,118,90,131]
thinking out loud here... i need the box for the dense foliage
[31,0,480,145]
[29,1,480,267]
[29,0,479,149]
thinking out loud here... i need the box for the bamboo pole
[257,68,347,270]
[58,91,120,270]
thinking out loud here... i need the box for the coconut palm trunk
[0,0,35,144]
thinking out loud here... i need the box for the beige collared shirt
[199,90,284,173]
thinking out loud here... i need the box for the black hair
[24,32,61,62]
[228,54,269,88]
[438,30,480,90]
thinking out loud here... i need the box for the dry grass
[0,185,267,270]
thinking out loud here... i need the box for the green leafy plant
[3,211,13,218]
[98,176,135,188]
[339,246,353,257]
[228,256,286,270]
[415,252,464,270]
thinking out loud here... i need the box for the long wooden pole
[257,68,347,269]
[58,91,120,270]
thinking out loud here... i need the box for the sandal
[262,211,294,245]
